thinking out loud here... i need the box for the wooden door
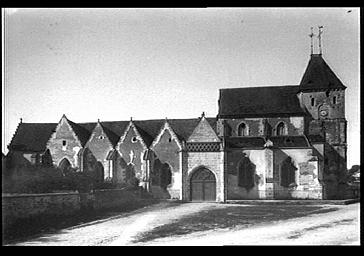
[191,168,216,201]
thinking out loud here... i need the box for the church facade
[6,53,348,201]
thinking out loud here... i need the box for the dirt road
[8,202,360,246]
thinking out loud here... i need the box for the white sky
[2,8,360,168]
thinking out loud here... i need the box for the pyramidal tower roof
[299,54,346,92]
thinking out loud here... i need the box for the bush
[3,165,65,194]
[127,177,140,188]
[2,164,138,194]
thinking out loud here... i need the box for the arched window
[264,121,272,137]
[238,157,255,190]
[238,122,248,136]
[311,98,315,107]
[280,157,297,187]
[333,96,337,104]
[276,122,286,136]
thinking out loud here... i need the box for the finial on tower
[201,111,205,118]
[317,25,324,55]
[97,118,100,123]
[309,27,315,55]
[130,117,133,121]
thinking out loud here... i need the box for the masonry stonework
[7,53,350,201]
[47,117,82,168]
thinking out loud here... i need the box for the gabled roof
[134,119,166,147]
[99,123,120,147]
[97,121,131,137]
[133,117,217,145]
[8,117,217,153]
[67,119,91,147]
[299,54,347,92]
[8,123,57,152]
[84,121,121,148]
[187,116,220,142]
[218,85,306,118]
[169,118,217,141]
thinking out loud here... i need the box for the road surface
[7,202,360,246]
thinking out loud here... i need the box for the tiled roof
[8,123,57,152]
[218,85,306,118]
[99,123,121,147]
[95,121,130,137]
[134,117,217,146]
[8,117,217,152]
[269,136,311,148]
[225,137,266,148]
[134,119,166,147]
[307,134,325,143]
[299,54,346,92]
[67,120,92,147]
[225,135,311,149]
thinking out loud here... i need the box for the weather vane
[309,27,315,55]
[318,26,324,55]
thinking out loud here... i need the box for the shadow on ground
[133,204,339,243]
[3,199,182,245]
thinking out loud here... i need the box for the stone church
[6,51,347,201]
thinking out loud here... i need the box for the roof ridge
[220,85,300,91]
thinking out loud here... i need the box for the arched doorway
[190,167,216,201]
[59,158,71,175]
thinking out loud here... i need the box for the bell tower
[298,26,347,186]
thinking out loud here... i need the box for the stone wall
[117,125,147,185]
[220,116,305,137]
[152,128,181,199]
[183,151,224,202]
[273,148,323,199]
[300,90,345,120]
[2,189,145,227]
[226,149,268,199]
[47,117,82,168]
[85,123,114,179]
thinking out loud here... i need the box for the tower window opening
[311,98,315,107]
[333,96,337,104]
[276,122,287,136]
[238,123,248,136]
[62,140,67,146]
